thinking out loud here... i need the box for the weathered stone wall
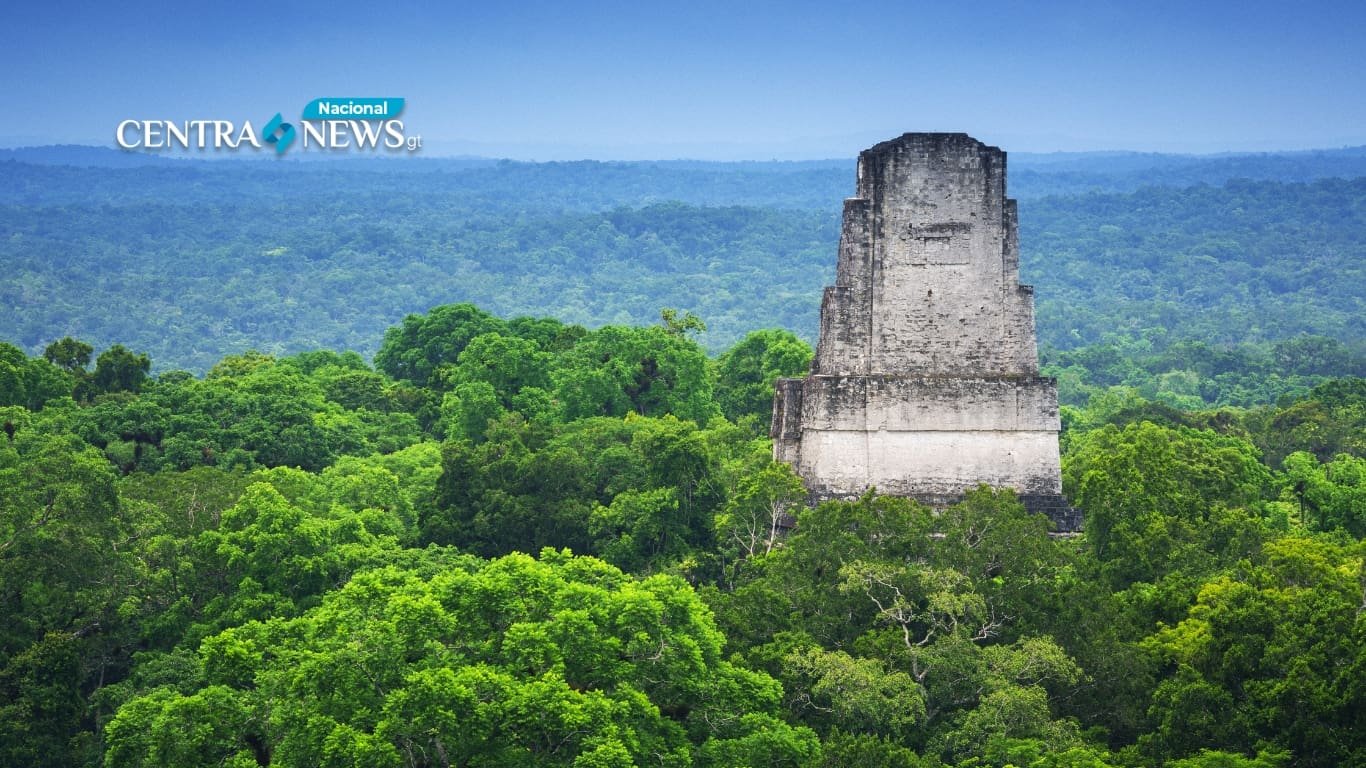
[795,375,1059,433]
[801,430,1062,498]
[777,133,1080,531]
[777,374,1063,498]
[771,377,804,465]
[814,133,1040,377]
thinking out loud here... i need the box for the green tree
[712,489,1085,759]
[1250,378,1366,466]
[440,380,505,442]
[89,344,151,396]
[1278,451,1366,534]
[0,429,129,766]
[43,336,93,374]
[0,343,31,409]
[1063,421,1272,588]
[106,549,815,767]
[660,307,707,338]
[714,460,806,583]
[554,325,720,425]
[714,329,813,425]
[374,303,506,388]
[448,332,552,401]
[813,730,934,768]
[1167,749,1290,768]
[785,646,926,737]
[1141,536,1366,767]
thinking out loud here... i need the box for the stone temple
[771,132,1081,531]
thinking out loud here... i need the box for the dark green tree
[89,344,151,396]
[43,336,93,374]
[714,329,813,425]
[374,303,506,388]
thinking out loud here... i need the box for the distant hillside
[1,152,1363,374]
[6,144,1366,206]
[1012,146,1366,196]
[1024,178,1366,348]
[0,144,185,168]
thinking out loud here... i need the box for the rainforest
[1,146,1364,767]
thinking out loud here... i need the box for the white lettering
[383,120,404,149]
[116,108,411,153]
[350,120,382,148]
[316,101,387,117]
[239,121,261,149]
[116,120,140,149]
[212,121,233,149]
[327,120,350,148]
[301,120,326,148]
[164,121,189,149]
[144,121,164,148]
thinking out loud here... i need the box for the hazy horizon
[6,139,1366,165]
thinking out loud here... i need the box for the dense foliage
[3,141,1364,766]
[2,300,1364,766]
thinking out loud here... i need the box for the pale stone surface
[772,133,1080,531]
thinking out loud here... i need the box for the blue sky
[5,0,1365,158]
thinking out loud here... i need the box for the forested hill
[3,151,1364,386]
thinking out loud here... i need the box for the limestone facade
[772,133,1081,531]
